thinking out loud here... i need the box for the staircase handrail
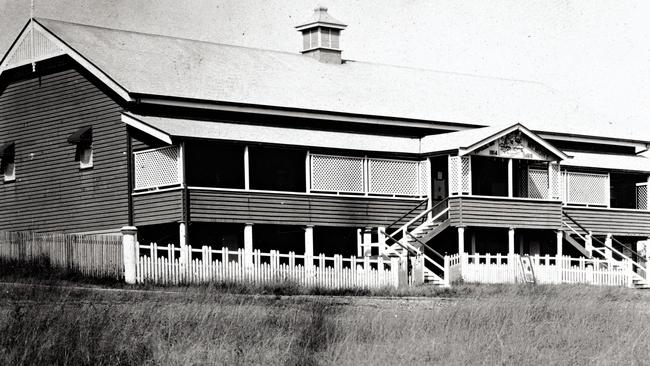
[387,199,449,237]
[562,211,591,237]
[561,221,587,243]
[405,229,445,261]
[610,236,647,267]
[420,253,445,272]
[384,198,429,235]
[563,211,646,275]
[598,239,646,276]
[381,207,449,258]
[402,200,448,233]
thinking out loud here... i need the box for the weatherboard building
[1,8,649,286]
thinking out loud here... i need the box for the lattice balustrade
[460,156,471,194]
[549,162,561,200]
[448,156,460,195]
[368,158,419,196]
[560,170,567,203]
[134,146,181,190]
[565,171,609,206]
[419,160,431,197]
[637,183,648,210]
[527,168,548,199]
[310,154,365,193]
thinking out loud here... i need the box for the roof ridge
[34,17,303,57]
[347,59,557,90]
[35,17,558,89]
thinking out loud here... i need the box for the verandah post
[244,223,254,268]
[457,226,465,255]
[508,228,515,282]
[120,226,137,284]
[304,225,314,271]
[458,226,466,280]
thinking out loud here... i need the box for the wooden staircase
[562,212,649,289]
[380,199,451,287]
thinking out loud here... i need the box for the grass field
[0,278,649,366]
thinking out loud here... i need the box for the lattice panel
[368,158,419,196]
[549,162,561,200]
[460,156,471,194]
[448,156,460,195]
[566,171,609,206]
[637,183,648,210]
[560,170,567,203]
[311,154,364,193]
[527,168,548,199]
[419,160,430,197]
[134,146,181,190]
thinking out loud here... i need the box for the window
[67,126,93,169]
[78,145,93,169]
[0,142,15,182]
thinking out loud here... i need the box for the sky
[1,0,649,140]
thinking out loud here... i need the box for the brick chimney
[295,6,347,64]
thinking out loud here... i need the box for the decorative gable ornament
[0,22,64,72]
[472,130,555,161]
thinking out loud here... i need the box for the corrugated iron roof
[562,151,650,173]
[122,113,420,153]
[34,18,641,142]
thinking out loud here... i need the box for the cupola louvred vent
[295,6,347,64]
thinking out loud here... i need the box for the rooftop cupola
[295,6,347,64]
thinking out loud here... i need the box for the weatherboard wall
[0,65,129,233]
[448,196,563,230]
[562,207,650,236]
[188,188,422,227]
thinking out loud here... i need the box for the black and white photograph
[0,1,649,364]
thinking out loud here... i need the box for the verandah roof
[562,151,650,173]
[121,113,421,154]
[122,113,650,172]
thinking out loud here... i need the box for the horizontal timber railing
[0,231,123,279]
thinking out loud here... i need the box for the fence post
[121,226,138,284]
[397,255,409,288]
[443,255,450,287]
[411,254,424,285]
[390,256,400,288]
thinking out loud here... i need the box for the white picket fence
[459,253,634,287]
[135,243,399,289]
[0,231,124,279]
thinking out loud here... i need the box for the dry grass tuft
[0,282,648,365]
